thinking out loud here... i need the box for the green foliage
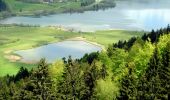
[107,47,128,81]
[158,42,170,99]
[81,52,100,64]
[135,41,170,99]
[0,0,7,11]
[157,34,170,55]
[57,57,87,100]
[136,47,161,99]
[80,0,95,6]
[0,27,170,99]
[49,60,64,82]
[2,0,116,17]
[95,78,119,100]
[128,38,155,75]
[14,59,53,100]
[30,58,52,99]
[118,63,137,100]
[0,25,80,76]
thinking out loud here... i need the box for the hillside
[0,26,169,99]
[0,0,115,19]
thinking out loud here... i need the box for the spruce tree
[57,57,86,100]
[158,42,170,99]
[0,78,10,100]
[100,64,108,79]
[33,58,52,100]
[137,47,162,99]
[20,59,53,100]
[118,64,137,100]
[82,61,100,100]
[167,24,170,33]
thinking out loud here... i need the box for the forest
[0,26,169,99]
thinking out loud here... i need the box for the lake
[0,0,170,32]
[1,0,170,63]
[15,41,102,63]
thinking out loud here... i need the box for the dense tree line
[0,0,7,12]
[118,43,170,99]
[80,0,116,11]
[112,25,170,50]
[0,58,107,99]
[0,26,170,99]
[80,0,95,6]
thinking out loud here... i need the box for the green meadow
[83,30,143,47]
[5,0,81,16]
[3,0,115,17]
[0,25,144,76]
[0,25,80,76]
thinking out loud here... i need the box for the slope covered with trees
[0,26,170,99]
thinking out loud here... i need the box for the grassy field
[0,25,80,76]
[2,0,115,17]
[83,30,144,47]
[5,0,81,16]
[0,25,144,76]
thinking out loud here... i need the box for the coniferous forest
[0,25,169,100]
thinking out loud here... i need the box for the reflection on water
[15,41,102,63]
[125,9,170,30]
[0,0,170,32]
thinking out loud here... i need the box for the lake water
[15,41,102,63]
[0,0,170,32]
[2,0,170,63]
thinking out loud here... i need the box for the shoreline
[4,36,106,64]
[0,7,113,20]
[66,37,106,51]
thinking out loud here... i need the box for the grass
[4,0,115,17]
[0,25,80,76]
[5,0,81,16]
[0,25,144,76]
[83,30,144,47]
